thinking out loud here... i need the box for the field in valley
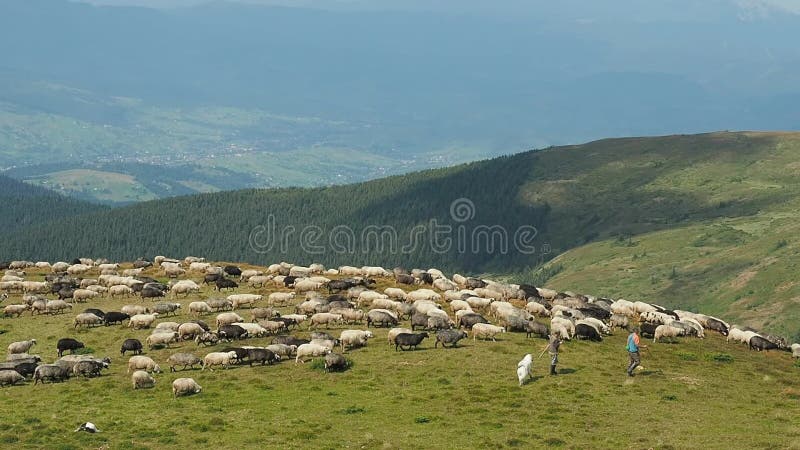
[0,263,798,449]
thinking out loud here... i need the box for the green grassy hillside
[3,131,800,334]
[0,263,797,449]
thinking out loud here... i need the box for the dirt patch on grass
[731,270,757,289]
[672,375,702,386]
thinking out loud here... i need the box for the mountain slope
[0,175,107,233]
[4,132,800,337]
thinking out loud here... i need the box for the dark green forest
[1,132,790,276]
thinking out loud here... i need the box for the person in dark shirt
[543,334,562,376]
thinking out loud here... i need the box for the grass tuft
[705,352,734,363]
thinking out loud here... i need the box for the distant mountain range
[2,0,800,202]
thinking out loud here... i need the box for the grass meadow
[0,264,798,449]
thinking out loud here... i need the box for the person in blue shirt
[626,327,647,376]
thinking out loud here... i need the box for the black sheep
[395,332,428,351]
[104,312,130,326]
[56,338,84,357]
[120,338,143,355]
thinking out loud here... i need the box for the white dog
[517,354,533,386]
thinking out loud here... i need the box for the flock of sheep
[0,256,798,396]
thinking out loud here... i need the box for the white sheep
[171,282,200,297]
[155,322,180,332]
[338,266,362,276]
[216,312,245,328]
[309,313,343,329]
[362,266,390,277]
[74,312,104,328]
[131,370,156,390]
[232,322,268,338]
[339,329,374,352]
[610,314,630,330]
[173,378,202,397]
[384,288,407,300]
[188,301,212,315]
[266,344,297,359]
[466,296,492,309]
[472,323,506,341]
[202,351,238,370]
[239,269,263,282]
[791,343,800,358]
[7,339,36,354]
[525,302,550,317]
[178,322,206,340]
[334,309,364,324]
[129,313,160,329]
[450,300,472,314]
[268,292,295,306]
[72,289,100,302]
[127,355,161,373]
[146,332,179,348]
[228,294,262,309]
[121,304,149,316]
[295,343,332,363]
[654,324,685,342]
[51,262,69,272]
[109,285,134,298]
[4,304,28,317]
[579,318,610,335]
[248,275,272,288]
[45,300,72,314]
[258,320,288,335]
[407,289,441,302]
[294,279,323,293]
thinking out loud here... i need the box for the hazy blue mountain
[1,0,799,202]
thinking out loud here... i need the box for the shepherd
[540,334,563,376]
[626,327,647,377]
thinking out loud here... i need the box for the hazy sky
[74,0,800,14]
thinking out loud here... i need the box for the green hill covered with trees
[3,131,800,335]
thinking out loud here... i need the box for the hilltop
[0,261,796,448]
[2,131,800,336]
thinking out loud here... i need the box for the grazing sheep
[4,304,28,317]
[472,323,506,341]
[188,301,212,315]
[7,339,37,355]
[384,288,407,300]
[72,359,109,378]
[120,339,143,355]
[239,270,263,282]
[517,354,533,386]
[295,343,332,363]
[0,369,26,386]
[339,330,374,352]
[73,313,104,328]
[127,356,161,374]
[268,292,295,306]
[387,328,414,346]
[155,321,180,333]
[525,302,550,317]
[168,353,204,372]
[324,353,348,371]
[791,343,800,358]
[121,305,150,316]
[129,313,159,330]
[435,329,468,348]
[266,344,296,359]
[232,322,268,338]
[228,294,262,309]
[216,312,245,328]
[257,320,287,335]
[610,314,630,331]
[202,351,239,371]
[654,324,685,342]
[195,332,220,347]
[71,289,100,303]
[153,303,182,316]
[251,307,279,322]
[102,312,130,326]
[131,370,156,389]
[56,338,85,357]
[33,364,69,384]
[146,332,179,349]
[394,332,428,351]
[309,313,343,329]
[178,322,206,340]
[173,377,202,397]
